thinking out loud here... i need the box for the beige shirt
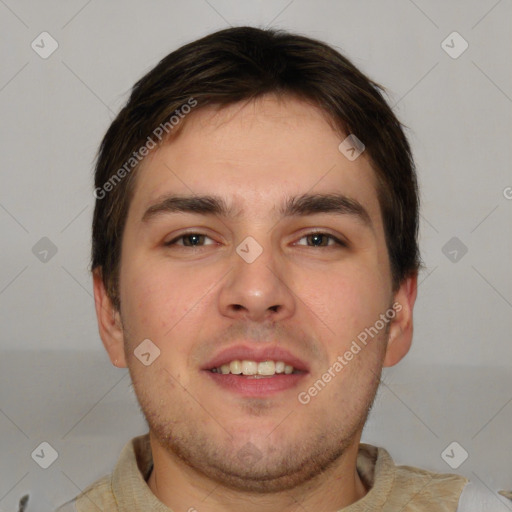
[57,434,468,511]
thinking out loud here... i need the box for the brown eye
[181,234,206,246]
[295,232,346,247]
[307,233,330,246]
[165,233,214,247]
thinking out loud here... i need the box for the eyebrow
[281,193,372,227]
[141,193,372,228]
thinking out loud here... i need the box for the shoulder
[358,443,468,510]
[362,444,468,511]
[393,462,467,509]
[55,435,148,512]
[55,475,115,512]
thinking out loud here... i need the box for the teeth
[241,360,258,375]
[258,361,275,375]
[213,360,298,376]
[229,360,242,374]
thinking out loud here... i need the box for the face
[95,95,416,492]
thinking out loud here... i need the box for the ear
[382,272,418,367]
[92,268,127,368]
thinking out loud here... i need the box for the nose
[218,242,296,323]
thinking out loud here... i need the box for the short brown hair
[92,26,420,309]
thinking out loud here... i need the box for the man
[57,26,493,511]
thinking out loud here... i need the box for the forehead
[128,95,382,225]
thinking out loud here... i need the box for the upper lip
[202,344,310,373]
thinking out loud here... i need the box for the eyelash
[165,232,347,248]
[165,233,216,247]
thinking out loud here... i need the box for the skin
[93,94,417,512]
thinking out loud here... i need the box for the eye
[295,232,346,247]
[165,233,216,247]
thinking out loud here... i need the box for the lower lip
[204,371,307,397]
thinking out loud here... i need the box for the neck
[147,432,368,512]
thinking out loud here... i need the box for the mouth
[202,346,309,397]
[209,359,303,376]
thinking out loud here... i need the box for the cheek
[125,255,198,305]
[119,257,220,368]
[119,259,187,340]
[294,262,390,344]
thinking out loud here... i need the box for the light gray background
[1,1,511,511]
